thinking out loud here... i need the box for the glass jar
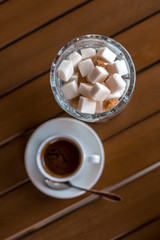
[50,34,136,122]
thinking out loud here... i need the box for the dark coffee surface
[41,138,81,177]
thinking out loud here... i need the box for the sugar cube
[77,96,96,114]
[58,44,131,115]
[78,58,94,77]
[61,80,79,99]
[96,101,104,113]
[58,60,74,81]
[87,66,109,84]
[106,60,128,76]
[68,72,79,82]
[81,48,96,59]
[90,82,111,101]
[106,90,124,100]
[105,73,126,93]
[97,47,116,63]
[79,83,93,98]
[68,52,82,70]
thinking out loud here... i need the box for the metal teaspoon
[45,178,122,202]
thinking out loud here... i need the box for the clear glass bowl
[50,34,136,122]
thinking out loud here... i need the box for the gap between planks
[0,110,159,196]
[0,0,92,51]
[111,9,160,39]
[0,11,159,99]
[4,161,160,240]
[111,215,160,240]
[1,3,159,52]
[0,0,9,4]
[0,60,159,148]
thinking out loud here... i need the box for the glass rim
[50,34,136,122]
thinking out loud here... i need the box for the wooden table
[0,0,160,239]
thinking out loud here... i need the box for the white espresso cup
[36,135,100,182]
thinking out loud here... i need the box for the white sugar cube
[106,89,124,100]
[106,60,128,76]
[79,83,93,98]
[77,96,96,114]
[78,58,94,77]
[105,73,126,93]
[58,60,74,81]
[97,47,116,63]
[87,66,109,84]
[68,52,82,70]
[90,82,111,101]
[81,48,96,59]
[61,80,79,99]
[69,72,79,82]
[96,101,104,113]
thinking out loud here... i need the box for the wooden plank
[0,61,159,145]
[0,0,88,48]
[0,0,159,95]
[119,219,160,240]
[0,72,61,144]
[0,64,159,192]
[0,114,159,239]
[0,0,8,4]
[21,167,160,240]
[0,134,29,193]
[0,15,160,143]
[114,14,160,72]
[91,63,160,141]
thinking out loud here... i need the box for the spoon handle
[71,184,122,202]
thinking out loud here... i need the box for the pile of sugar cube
[57,46,128,114]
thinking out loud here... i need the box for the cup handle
[85,154,100,164]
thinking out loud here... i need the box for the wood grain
[0,0,88,48]
[91,63,160,141]
[0,64,159,192]
[0,114,159,239]
[114,14,160,71]
[9,167,160,240]
[0,0,8,4]
[0,73,61,144]
[120,219,160,240]
[22,168,160,240]
[0,134,29,193]
[96,113,160,189]
[0,0,159,95]
[0,17,159,143]
[1,1,159,239]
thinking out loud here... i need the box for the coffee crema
[41,138,81,178]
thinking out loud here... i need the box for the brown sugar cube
[94,59,108,69]
[78,74,88,85]
[103,98,119,111]
[70,96,80,109]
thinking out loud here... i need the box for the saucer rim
[24,117,105,199]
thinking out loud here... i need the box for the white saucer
[25,117,105,199]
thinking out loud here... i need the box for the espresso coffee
[41,138,81,178]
